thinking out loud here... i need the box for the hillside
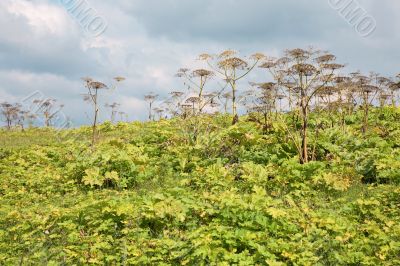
[1,108,400,265]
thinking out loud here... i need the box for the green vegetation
[1,107,400,265]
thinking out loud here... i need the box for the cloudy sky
[0,0,399,126]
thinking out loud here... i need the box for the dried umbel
[144,94,158,102]
[199,53,213,61]
[280,81,297,89]
[105,102,120,109]
[192,69,214,78]
[218,50,236,59]
[180,104,193,109]
[170,91,184,98]
[354,75,370,85]
[361,85,379,94]
[218,57,248,70]
[286,48,310,60]
[89,81,108,90]
[323,63,345,71]
[176,68,190,78]
[334,76,351,84]
[250,53,266,61]
[275,57,290,66]
[257,82,277,91]
[186,97,200,104]
[315,54,336,64]
[317,86,337,96]
[1,102,21,111]
[290,63,317,76]
[259,60,277,69]
[350,71,361,77]
[114,76,126,82]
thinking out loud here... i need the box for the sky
[0,0,399,126]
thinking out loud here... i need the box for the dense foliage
[1,108,400,265]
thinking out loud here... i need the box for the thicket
[1,106,400,265]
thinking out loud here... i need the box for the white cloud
[5,0,72,36]
[119,96,147,121]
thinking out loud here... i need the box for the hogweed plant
[144,93,159,121]
[247,82,279,133]
[140,47,398,164]
[389,76,400,107]
[1,102,22,130]
[200,50,265,124]
[165,91,185,117]
[152,107,165,120]
[176,68,214,113]
[352,72,391,134]
[105,102,121,123]
[220,92,233,114]
[118,111,128,122]
[33,98,64,127]
[259,48,344,164]
[82,76,125,147]
[16,110,29,130]
[0,102,37,130]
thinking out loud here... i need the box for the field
[1,108,400,265]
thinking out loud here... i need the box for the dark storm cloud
[120,0,340,43]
